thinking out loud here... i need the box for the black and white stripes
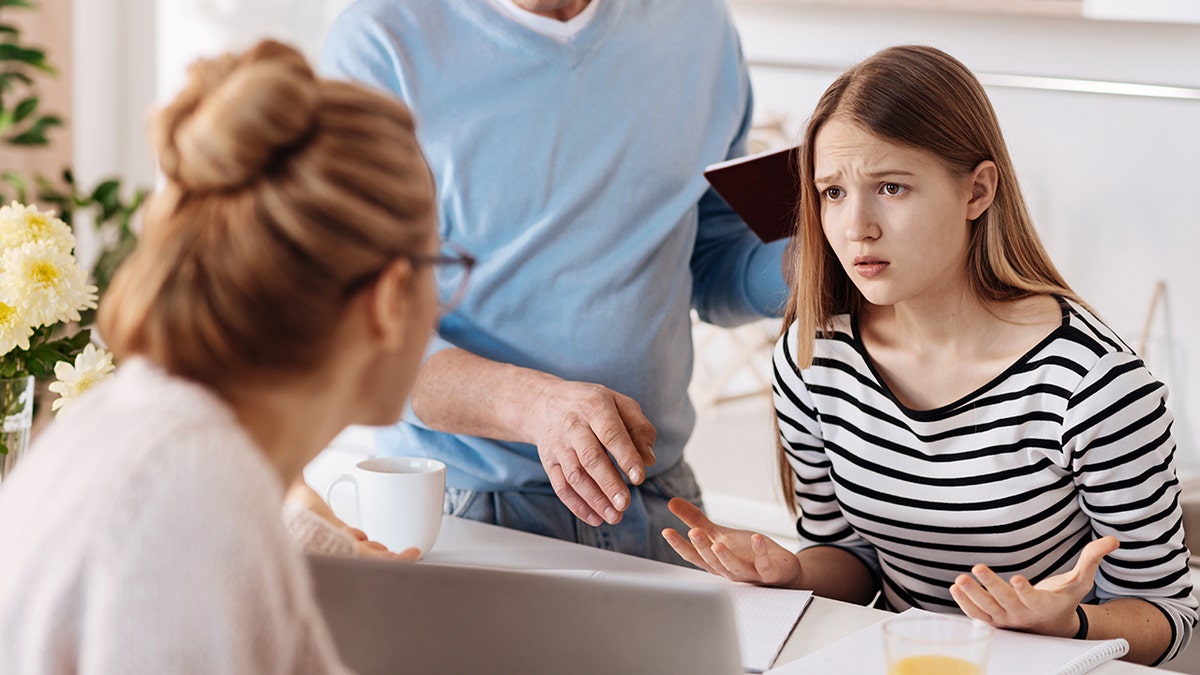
[773,298,1197,661]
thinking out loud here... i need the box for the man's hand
[411,349,657,527]
[529,378,656,526]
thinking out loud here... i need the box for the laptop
[306,554,744,675]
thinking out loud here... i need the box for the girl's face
[813,118,989,309]
[356,230,441,428]
[389,233,441,420]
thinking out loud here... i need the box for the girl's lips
[853,259,888,278]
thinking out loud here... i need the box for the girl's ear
[966,160,998,221]
[366,259,413,350]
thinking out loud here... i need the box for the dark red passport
[703,144,800,242]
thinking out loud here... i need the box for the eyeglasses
[343,243,476,312]
[416,243,475,312]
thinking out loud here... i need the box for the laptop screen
[307,554,743,674]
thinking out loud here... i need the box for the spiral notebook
[767,608,1129,675]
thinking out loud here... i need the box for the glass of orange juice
[883,614,993,675]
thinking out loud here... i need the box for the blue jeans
[443,460,703,566]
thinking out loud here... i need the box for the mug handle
[325,473,358,505]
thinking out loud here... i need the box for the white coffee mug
[326,457,446,557]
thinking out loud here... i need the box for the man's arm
[690,45,790,326]
[410,348,657,526]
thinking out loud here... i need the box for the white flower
[0,299,34,357]
[0,201,75,253]
[48,343,115,417]
[0,240,98,329]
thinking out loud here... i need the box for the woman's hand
[950,536,1119,636]
[343,526,422,562]
[286,477,420,562]
[661,497,803,588]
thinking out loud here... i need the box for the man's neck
[514,0,591,21]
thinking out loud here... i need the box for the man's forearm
[409,347,656,525]
[410,347,550,443]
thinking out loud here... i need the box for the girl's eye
[882,183,905,196]
[822,187,843,200]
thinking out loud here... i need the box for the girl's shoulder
[775,313,863,377]
[1057,297,1139,361]
[779,313,855,345]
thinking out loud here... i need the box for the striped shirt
[773,298,1197,661]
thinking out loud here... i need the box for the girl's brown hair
[777,45,1081,510]
[99,39,435,388]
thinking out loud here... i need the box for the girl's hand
[949,536,1119,636]
[661,497,803,588]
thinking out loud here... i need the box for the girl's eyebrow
[814,168,916,184]
[865,169,916,179]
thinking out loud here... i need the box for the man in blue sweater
[321,0,789,563]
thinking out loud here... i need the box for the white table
[424,515,1173,674]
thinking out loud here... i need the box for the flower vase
[0,375,35,485]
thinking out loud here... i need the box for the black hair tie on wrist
[1073,605,1089,640]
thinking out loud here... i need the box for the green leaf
[6,114,62,146]
[18,329,94,380]
[90,233,138,295]
[38,198,72,225]
[11,95,36,123]
[0,360,20,379]
[1,170,28,201]
[91,179,120,207]
[34,114,62,129]
[0,71,33,94]
[34,172,61,194]
[0,0,37,8]
[0,24,20,36]
[0,43,52,72]
[6,128,43,145]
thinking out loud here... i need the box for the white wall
[71,0,156,205]
[155,0,353,103]
[70,0,356,199]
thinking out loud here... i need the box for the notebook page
[728,584,814,672]
[766,608,1128,675]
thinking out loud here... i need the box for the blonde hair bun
[155,40,318,192]
[101,38,434,386]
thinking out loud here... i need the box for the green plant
[0,0,145,320]
[0,0,60,147]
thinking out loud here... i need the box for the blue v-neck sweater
[322,0,788,492]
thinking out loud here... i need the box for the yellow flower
[0,240,98,329]
[0,201,76,253]
[48,344,115,418]
[0,299,34,356]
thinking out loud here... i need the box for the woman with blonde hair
[665,45,1196,665]
[0,39,470,672]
